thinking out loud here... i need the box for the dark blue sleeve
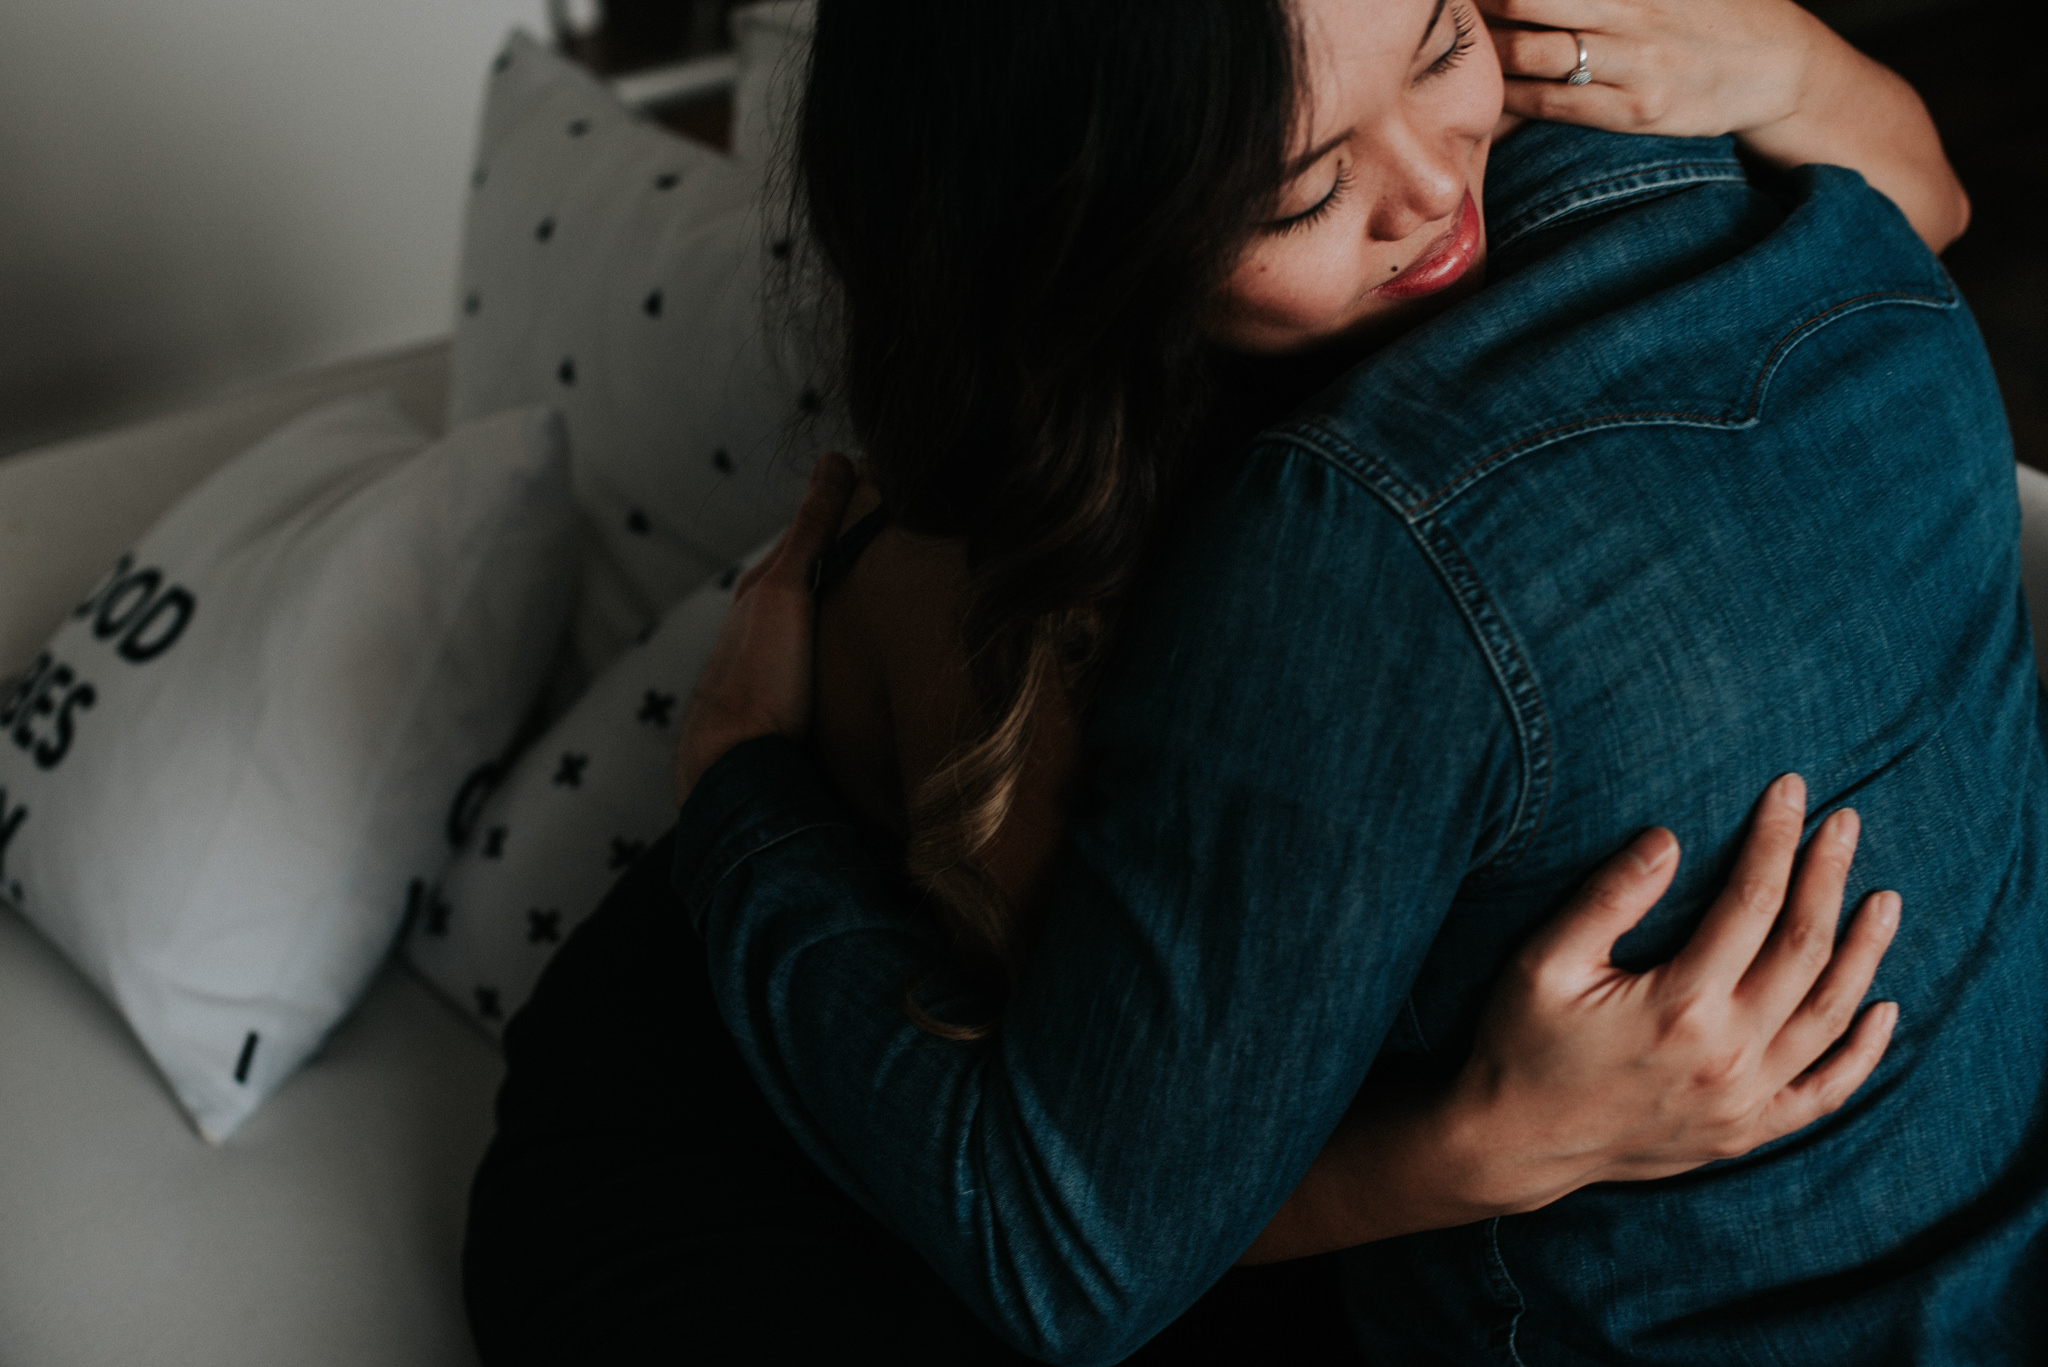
[673,441,1522,1365]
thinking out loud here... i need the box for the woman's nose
[1364,119,1468,243]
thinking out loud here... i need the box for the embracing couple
[466,0,2045,1363]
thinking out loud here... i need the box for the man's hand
[675,452,857,804]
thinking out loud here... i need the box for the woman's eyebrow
[1414,0,1449,55]
[1285,130,1349,180]
[1282,0,1448,182]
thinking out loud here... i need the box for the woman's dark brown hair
[797,0,1302,1010]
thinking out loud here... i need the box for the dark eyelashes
[1270,165,1354,236]
[1423,4,1476,80]
[1261,2,1473,237]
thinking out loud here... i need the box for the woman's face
[1209,0,1505,355]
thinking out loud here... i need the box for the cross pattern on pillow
[406,548,764,1038]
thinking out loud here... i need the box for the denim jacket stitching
[688,818,858,936]
[1270,429,1555,880]
[1407,284,1961,517]
[1484,1218,1531,1367]
[1488,158,1746,255]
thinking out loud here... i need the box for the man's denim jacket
[673,122,2048,1365]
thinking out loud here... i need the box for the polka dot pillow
[450,30,834,682]
[404,543,765,1036]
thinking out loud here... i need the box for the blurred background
[0,0,2036,467]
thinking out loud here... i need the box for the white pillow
[450,30,829,683]
[0,395,578,1141]
[406,549,763,1035]
[731,1,815,171]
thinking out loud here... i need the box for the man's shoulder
[1271,125,1961,518]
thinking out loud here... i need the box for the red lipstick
[1372,191,1481,300]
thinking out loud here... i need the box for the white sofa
[5,337,2048,1366]
[0,341,498,1367]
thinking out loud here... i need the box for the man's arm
[674,443,1520,1365]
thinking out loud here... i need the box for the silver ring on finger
[1566,31,1592,85]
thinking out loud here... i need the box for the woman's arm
[1243,798,1898,1262]
[1483,0,1970,252]
[678,455,1898,1360]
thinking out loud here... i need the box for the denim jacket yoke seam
[1265,425,1557,880]
[1404,282,1963,519]
[1262,268,1960,884]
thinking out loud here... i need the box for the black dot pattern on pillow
[626,508,652,535]
[568,118,591,138]
[643,288,663,318]
[557,357,576,387]
[535,216,555,242]
[552,753,587,788]
[712,448,735,475]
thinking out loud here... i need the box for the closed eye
[1266,165,1354,237]
[1422,4,1476,81]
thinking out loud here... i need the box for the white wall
[0,0,544,457]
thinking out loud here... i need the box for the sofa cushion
[0,908,496,1367]
[0,395,577,1139]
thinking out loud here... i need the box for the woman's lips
[1372,191,1481,300]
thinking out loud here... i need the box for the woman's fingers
[1491,25,1616,84]
[1478,0,1629,32]
[1514,826,1680,975]
[1757,999,1899,1139]
[1499,78,1654,129]
[1737,807,1859,1026]
[1763,890,1901,1081]
[1668,774,1806,990]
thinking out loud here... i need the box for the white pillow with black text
[0,394,578,1141]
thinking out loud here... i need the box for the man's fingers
[756,452,857,595]
[1763,890,1901,1083]
[1757,1000,1899,1139]
[1669,775,1806,990]
[1518,826,1680,973]
[734,532,789,599]
[1739,807,1860,1028]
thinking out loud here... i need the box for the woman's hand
[674,452,857,804]
[1447,772,1897,1202]
[1480,0,1970,252]
[1244,774,1898,1263]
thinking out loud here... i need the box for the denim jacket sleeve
[673,438,1523,1365]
